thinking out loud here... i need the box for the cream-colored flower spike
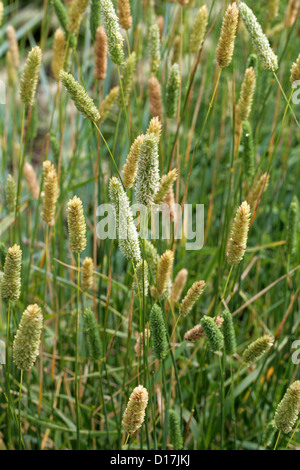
[226,201,251,265]
[122,385,149,435]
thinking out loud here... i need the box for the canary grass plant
[0,0,299,452]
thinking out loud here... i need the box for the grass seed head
[67,0,89,34]
[171,268,188,303]
[156,250,174,298]
[135,133,160,206]
[242,334,274,365]
[200,315,224,352]
[226,201,251,265]
[83,308,102,361]
[154,169,178,206]
[238,2,278,71]
[1,244,22,302]
[286,196,299,256]
[189,5,208,53]
[149,23,161,75]
[117,51,137,107]
[237,66,256,122]
[274,381,300,434]
[180,280,206,317]
[146,116,162,140]
[216,2,239,68]
[290,53,300,83]
[109,177,141,262]
[24,162,40,200]
[221,310,237,355]
[117,0,132,30]
[42,168,59,226]
[166,63,180,119]
[148,76,163,120]
[13,304,43,371]
[122,385,149,435]
[67,195,87,254]
[51,28,66,81]
[100,0,124,65]
[168,410,183,450]
[94,26,108,81]
[122,134,145,188]
[81,257,94,292]
[20,46,42,107]
[5,174,16,213]
[150,304,168,360]
[60,71,101,122]
[132,260,149,296]
[6,25,19,68]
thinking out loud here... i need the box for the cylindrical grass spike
[222,310,237,355]
[24,162,40,200]
[100,0,124,65]
[171,268,188,303]
[238,2,278,71]
[5,174,16,213]
[189,5,208,53]
[180,280,206,317]
[81,257,94,292]
[6,50,17,88]
[60,71,100,122]
[200,315,224,351]
[51,28,65,81]
[147,117,162,140]
[148,76,163,120]
[117,52,137,107]
[94,26,108,81]
[67,0,89,34]
[216,2,239,68]
[135,133,160,206]
[285,0,299,28]
[168,410,183,450]
[1,244,22,301]
[109,177,141,262]
[117,0,132,30]
[286,196,299,256]
[247,172,270,211]
[143,240,159,277]
[0,243,7,270]
[184,317,224,342]
[52,0,68,33]
[132,260,149,296]
[150,304,168,360]
[100,86,119,122]
[154,169,178,206]
[166,63,180,119]
[122,385,149,435]
[242,334,274,364]
[274,381,300,434]
[7,25,19,68]
[13,304,43,371]
[90,0,101,42]
[156,250,174,298]
[42,167,59,226]
[290,53,300,83]
[226,201,251,265]
[123,134,145,188]
[263,420,277,448]
[241,121,255,180]
[20,46,42,107]
[237,67,256,122]
[83,307,102,360]
[67,195,87,254]
[149,23,161,75]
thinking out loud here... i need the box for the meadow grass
[0,0,299,451]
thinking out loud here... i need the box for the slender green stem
[75,253,81,449]
[18,369,23,449]
[273,430,281,450]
